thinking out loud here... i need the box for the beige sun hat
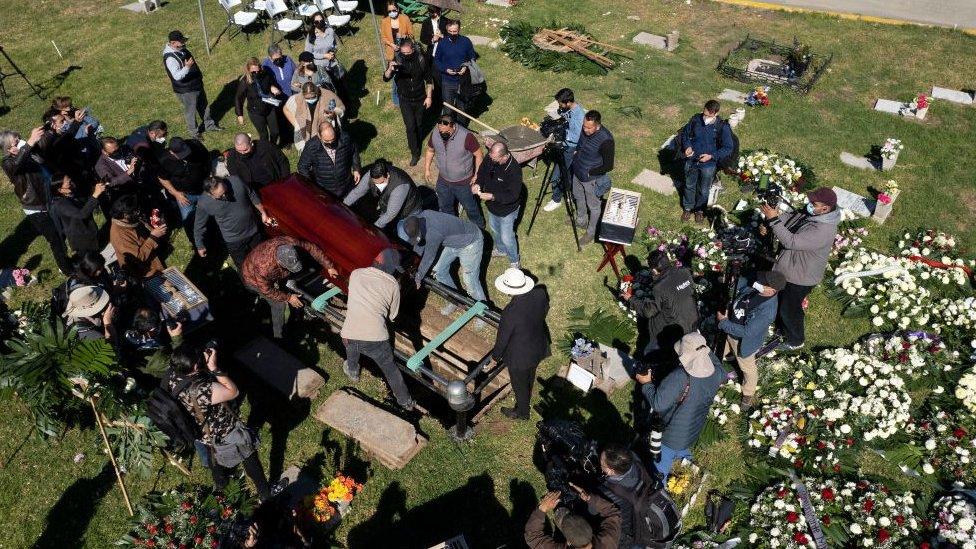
[63,285,110,318]
[673,331,716,378]
[494,267,535,296]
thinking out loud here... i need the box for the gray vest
[431,126,475,183]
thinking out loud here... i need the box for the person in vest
[340,248,416,411]
[636,332,724,480]
[343,158,422,230]
[571,110,615,246]
[424,113,485,228]
[50,174,105,254]
[679,100,732,224]
[163,30,220,139]
[474,142,524,268]
[383,38,433,166]
[297,121,361,198]
[717,270,784,409]
[492,268,550,420]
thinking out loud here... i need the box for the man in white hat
[635,331,724,479]
[491,268,550,420]
[64,285,116,341]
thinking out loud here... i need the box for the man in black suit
[491,268,550,420]
[419,7,448,103]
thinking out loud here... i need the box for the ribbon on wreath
[789,471,828,549]
[907,255,974,277]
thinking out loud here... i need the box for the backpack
[147,375,200,453]
[50,280,71,320]
[672,115,739,171]
[607,461,682,547]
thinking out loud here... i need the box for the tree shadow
[32,464,114,549]
[346,473,514,549]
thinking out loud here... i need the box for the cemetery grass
[0,0,975,545]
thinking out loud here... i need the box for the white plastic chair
[266,0,304,45]
[251,0,267,11]
[336,0,357,13]
[328,13,351,28]
[217,0,259,43]
[297,2,319,17]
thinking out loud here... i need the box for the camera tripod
[527,143,582,252]
[0,45,43,109]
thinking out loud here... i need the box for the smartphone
[328,98,336,111]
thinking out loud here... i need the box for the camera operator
[635,332,724,480]
[383,38,433,166]
[623,250,698,358]
[124,307,183,378]
[526,488,622,549]
[542,88,586,213]
[758,188,840,351]
[599,444,680,549]
[166,344,274,501]
[716,271,785,409]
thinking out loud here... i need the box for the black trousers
[777,281,814,346]
[27,212,71,273]
[248,109,280,145]
[507,364,538,416]
[226,232,265,272]
[399,98,426,159]
[210,450,271,500]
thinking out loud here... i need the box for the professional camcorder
[537,419,603,505]
[756,182,784,209]
[539,115,569,146]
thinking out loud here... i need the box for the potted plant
[872,179,899,222]
[879,138,903,171]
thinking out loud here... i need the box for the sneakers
[501,406,529,420]
[578,233,594,246]
[510,261,520,269]
[779,342,805,352]
[680,210,692,222]
[343,361,360,382]
[440,303,458,316]
[542,199,562,212]
[694,212,704,224]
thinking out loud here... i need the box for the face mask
[314,20,326,29]
[110,151,123,159]
[273,57,286,67]
[557,105,569,114]
[15,139,27,151]
[704,115,717,125]
[306,98,318,105]
[448,34,458,42]
[806,203,817,215]
[154,137,166,144]
[752,281,767,293]
[389,11,398,17]
[323,140,337,149]
[439,131,451,139]
[374,181,388,192]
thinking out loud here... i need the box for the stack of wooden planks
[531,27,633,68]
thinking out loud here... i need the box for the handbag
[211,421,258,468]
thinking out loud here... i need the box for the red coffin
[259,174,396,293]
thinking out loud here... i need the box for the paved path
[714,0,976,31]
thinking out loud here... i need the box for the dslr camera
[756,182,784,209]
[537,419,603,505]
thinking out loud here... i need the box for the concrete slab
[840,151,876,170]
[632,169,677,196]
[121,0,158,12]
[874,99,905,114]
[932,86,974,105]
[597,343,635,385]
[315,390,427,469]
[832,186,874,218]
[732,0,976,32]
[467,35,492,47]
[633,32,668,50]
[718,89,748,104]
[234,335,325,400]
[485,0,513,6]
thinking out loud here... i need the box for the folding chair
[398,0,427,20]
[296,0,324,18]
[328,12,352,36]
[217,0,260,43]
[266,0,304,46]
[336,0,357,14]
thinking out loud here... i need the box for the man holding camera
[624,250,698,357]
[383,38,433,167]
[717,271,785,409]
[526,488,621,549]
[759,187,840,351]
[599,444,681,548]
[679,100,732,224]
[543,88,586,213]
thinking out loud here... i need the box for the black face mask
[323,140,337,149]
[273,57,286,67]
[314,20,326,29]
[439,131,451,140]
[110,152,124,159]
[557,106,569,114]
[448,34,458,42]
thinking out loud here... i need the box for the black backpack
[147,375,200,453]
[607,461,682,547]
[672,115,739,171]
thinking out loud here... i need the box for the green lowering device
[406,301,488,372]
[311,286,344,313]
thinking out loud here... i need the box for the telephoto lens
[649,429,663,455]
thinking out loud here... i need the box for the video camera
[537,419,603,505]
[716,224,759,261]
[756,182,784,209]
[539,115,568,147]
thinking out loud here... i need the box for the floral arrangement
[745,482,819,547]
[957,368,976,414]
[745,86,770,107]
[844,481,920,546]
[118,481,253,548]
[877,179,900,205]
[895,408,976,484]
[11,268,31,286]
[667,467,693,496]
[880,138,903,159]
[298,474,363,526]
[833,226,869,254]
[569,337,596,360]
[916,93,929,110]
[639,226,727,278]
[928,492,976,546]
[855,332,957,381]
[737,150,804,189]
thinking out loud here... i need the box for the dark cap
[168,30,189,42]
[399,216,425,245]
[757,270,787,291]
[168,137,191,160]
[275,245,303,273]
[298,51,315,63]
[372,248,402,275]
[807,187,837,209]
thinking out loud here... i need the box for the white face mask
[15,139,27,151]
[752,281,766,293]
[389,10,399,17]
[154,137,166,144]
[704,115,717,125]
[374,181,388,191]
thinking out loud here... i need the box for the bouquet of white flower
[957,367,976,414]
[880,138,904,159]
[737,150,804,189]
[929,492,976,547]
[894,408,976,485]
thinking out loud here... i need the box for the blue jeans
[391,78,399,107]
[176,193,200,249]
[436,177,485,228]
[550,146,576,203]
[488,207,520,264]
[682,163,716,212]
[654,444,692,480]
[433,235,487,302]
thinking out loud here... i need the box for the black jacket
[226,139,291,189]
[475,155,523,217]
[235,69,281,117]
[492,285,551,371]
[419,16,448,50]
[158,138,210,195]
[2,144,49,211]
[384,52,431,102]
[297,130,361,198]
[51,194,100,252]
[630,266,698,351]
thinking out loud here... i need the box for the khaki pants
[725,337,758,397]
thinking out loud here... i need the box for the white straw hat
[63,285,110,319]
[494,267,535,296]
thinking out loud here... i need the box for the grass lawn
[1,0,975,546]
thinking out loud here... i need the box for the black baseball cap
[168,137,191,160]
[168,30,189,42]
[757,271,787,291]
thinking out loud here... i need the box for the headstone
[839,152,875,170]
[234,335,325,400]
[597,343,634,386]
[665,31,679,52]
[633,32,668,50]
[632,169,677,195]
[488,39,503,49]
[121,0,158,12]
[277,466,321,507]
[874,99,905,114]
[872,199,894,224]
[467,35,492,47]
[718,88,748,104]
[746,59,789,83]
[931,86,974,105]
[728,107,746,129]
[832,186,874,219]
[485,0,512,7]
[315,390,428,469]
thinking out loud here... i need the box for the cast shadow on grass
[345,473,515,549]
[243,378,314,482]
[32,464,114,549]
[0,217,38,268]
[533,375,632,444]
[210,79,242,130]
[344,59,369,119]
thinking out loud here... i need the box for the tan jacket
[110,219,165,279]
[380,14,414,61]
[340,267,400,341]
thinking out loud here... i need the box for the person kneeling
[526,489,621,549]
